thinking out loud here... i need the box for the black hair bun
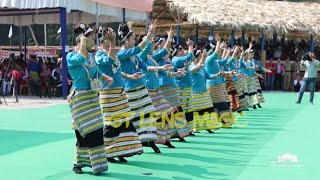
[118,23,130,40]
[74,25,85,37]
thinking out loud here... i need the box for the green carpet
[1,93,319,180]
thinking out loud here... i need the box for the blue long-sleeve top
[152,49,175,87]
[138,43,167,89]
[67,51,103,90]
[239,59,255,77]
[227,57,239,81]
[204,52,227,85]
[117,45,151,90]
[252,59,264,72]
[189,63,207,93]
[95,49,124,90]
[171,52,194,88]
[28,61,39,72]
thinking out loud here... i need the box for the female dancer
[189,49,219,133]
[67,24,112,174]
[171,39,196,135]
[117,22,171,153]
[137,28,180,148]
[95,26,143,163]
[205,35,234,128]
[153,39,190,142]
[227,47,250,113]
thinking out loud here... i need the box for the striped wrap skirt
[159,85,189,138]
[68,90,108,174]
[246,77,259,106]
[225,76,240,111]
[148,89,177,144]
[234,79,249,111]
[207,84,235,128]
[68,90,104,137]
[176,87,194,131]
[126,86,158,142]
[255,76,265,103]
[192,91,219,131]
[99,88,143,158]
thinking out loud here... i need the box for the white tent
[0,0,148,25]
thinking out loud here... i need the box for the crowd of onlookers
[0,54,63,98]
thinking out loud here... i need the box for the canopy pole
[122,8,126,23]
[310,35,314,52]
[176,25,180,45]
[209,25,214,44]
[24,26,27,61]
[195,24,199,45]
[273,31,277,46]
[231,30,235,48]
[44,24,47,61]
[95,2,99,47]
[242,30,245,46]
[261,31,265,51]
[60,7,68,99]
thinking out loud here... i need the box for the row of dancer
[66,21,270,175]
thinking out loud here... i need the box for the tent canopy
[0,0,148,25]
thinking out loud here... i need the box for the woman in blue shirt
[153,40,190,142]
[171,39,196,135]
[205,36,234,128]
[250,52,271,109]
[117,23,171,153]
[95,26,144,163]
[138,29,181,149]
[227,47,250,113]
[189,49,219,133]
[223,47,241,112]
[67,24,112,175]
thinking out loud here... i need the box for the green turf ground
[1,92,319,180]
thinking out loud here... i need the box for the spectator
[293,74,302,92]
[291,60,301,90]
[274,47,282,59]
[1,65,12,96]
[275,58,284,90]
[266,58,276,90]
[283,57,292,91]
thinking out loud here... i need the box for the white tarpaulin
[0,0,148,25]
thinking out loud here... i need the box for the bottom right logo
[270,153,304,168]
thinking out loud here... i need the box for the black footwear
[118,157,128,163]
[257,104,262,108]
[207,130,214,134]
[107,158,117,163]
[164,141,175,148]
[189,132,195,136]
[73,167,84,174]
[179,137,186,142]
[295,101,301,104]
[149,141,161,153]
[253,105,257,109]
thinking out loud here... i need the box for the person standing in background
[275,58,284,90]
[296,52,320,104]
[283,57,292,91]
[291,60,301,91]
[266,58,276,90]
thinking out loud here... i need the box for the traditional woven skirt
[126,86,158,142]
[99,88,143,158]
[207,84,235,128]
[255,76,265,103]
[247,77,258,106]
[68,90,108,174]
[159,85,189,138]
[68,90,104,137]
[235,79,249,111]
[148,89,177,144]
[192,91,219,131]
[176,87,194,131]
[225,76,240,111]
